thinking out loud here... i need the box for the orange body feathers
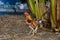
[24,12,38,36]
[24,12,32,23]
[24,12,38,28]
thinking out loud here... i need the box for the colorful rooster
[24,12,38,36]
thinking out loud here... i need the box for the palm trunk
[50,0,57,29]
[57,0,60,30]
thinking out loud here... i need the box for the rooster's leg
[28,29,32,35]
[29,26,35,36]
[32,29,35,36]
[28,26,34,35]
[34,26,38,33]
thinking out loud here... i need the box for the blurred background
[0,0,29,14]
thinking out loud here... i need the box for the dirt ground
[0,14,60,40]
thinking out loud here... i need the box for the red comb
[24,12,29,16]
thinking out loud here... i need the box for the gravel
[0,14,60,40]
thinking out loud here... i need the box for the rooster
[24,12,38,36]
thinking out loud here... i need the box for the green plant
[27,0,45,20]
[27,0,57,29]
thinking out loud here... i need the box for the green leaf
[40,0,45,3]
[28,0,36,15]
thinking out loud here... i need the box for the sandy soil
[0,14,60,40]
